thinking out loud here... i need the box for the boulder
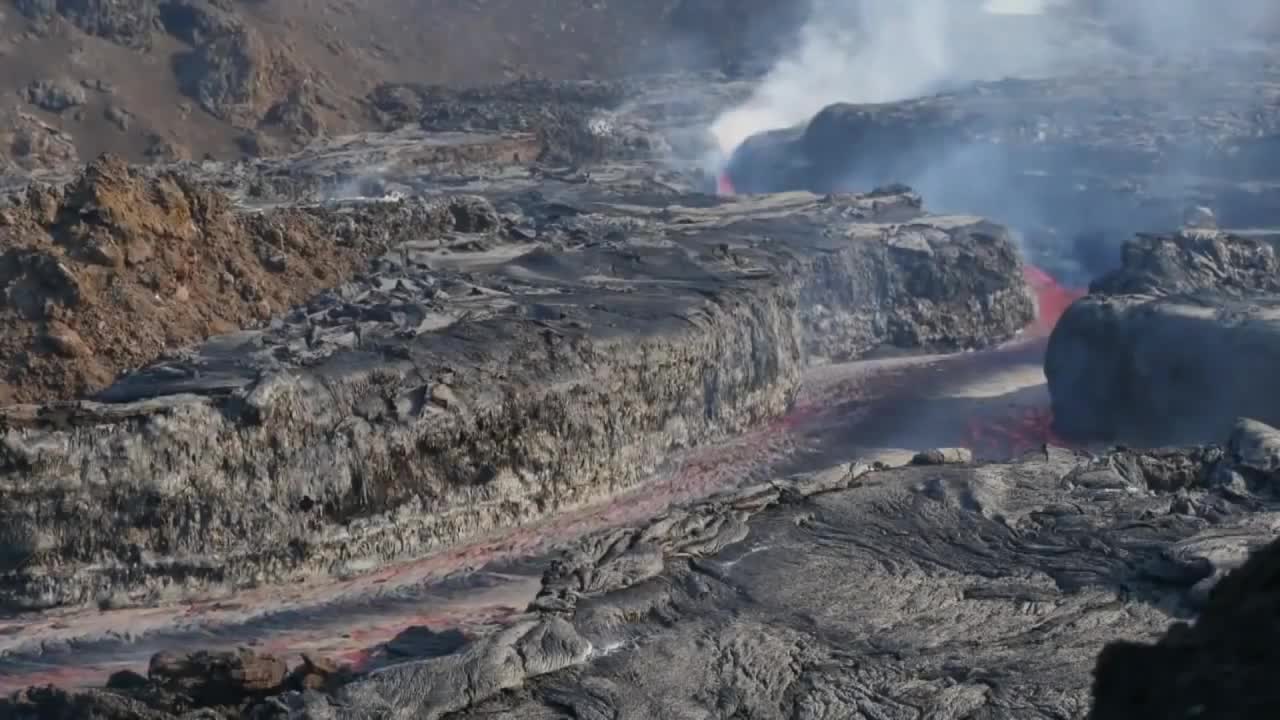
[1046,291,1280,445]
[1046,229,1280,445]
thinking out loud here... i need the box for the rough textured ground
[7,418,1280,718]
[5,7,1280,718]
[0,73,756,404]
[0,0,797,174]
[1089,419,1280,719]
[0,166,1033,612]
[722,57,1280,284]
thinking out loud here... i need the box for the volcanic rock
[157,0,243,46]
[0,154,464,403]
[0,111,78,174]
[294,439,1270,718]
[12,437,1268,718]
[1089,229,1280,297]
[148,648,287,706]
[1046,229,1280,445]
[1091,439,1280,718]
[14,0,158,48]
[173,23,305,125]
[0,174,1032,611]
[1046,291,1280,445]
[368,79,642,164]
[21,78,86,114]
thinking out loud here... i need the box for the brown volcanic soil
[0,154,444,403]
[0,0,790,170]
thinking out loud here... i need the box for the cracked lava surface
[0,188,1084,694]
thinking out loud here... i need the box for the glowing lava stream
[0,179,1086,693]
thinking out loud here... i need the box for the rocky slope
[0,0,799,174]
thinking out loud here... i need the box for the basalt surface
[12,420,1280,719]
[0,169,1033,612]
[723,57,1280,283]
[1091,421,1280,719]
[1046,228,1280,446]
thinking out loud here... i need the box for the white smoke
[708,0,1276,158]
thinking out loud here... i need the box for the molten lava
[717,168,1087,458]
[966,267,1084,456]
[717,171,736,196]
[1023,264,1084,335]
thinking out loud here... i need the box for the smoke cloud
[711,0,1275,157]
[707,0,1279,280]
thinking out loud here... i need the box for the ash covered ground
[2,2,1280,719]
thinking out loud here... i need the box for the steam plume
[709,0,1277,158]
[707,0,1278,279]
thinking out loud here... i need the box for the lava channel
[0,176,1089,694]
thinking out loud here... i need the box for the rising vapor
[709,0,1276,159]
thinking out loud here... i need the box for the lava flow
[715,170,1085,458]
[0,175,1088,695]
[964,261,1085,456]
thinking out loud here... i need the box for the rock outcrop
[0,167,1033,611]
[1046,229,1280,445]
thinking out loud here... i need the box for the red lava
[716,170,1086,456]
[965,266,1084,454]
[717,171,736,196]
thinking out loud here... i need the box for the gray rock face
[1046,229,1280,445]
[0,180,1032,611]
[1089,229,1280,297]
[1046,291,1280,445]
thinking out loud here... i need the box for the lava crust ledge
[0,183,1033,611]
[1046,228,1280,446]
